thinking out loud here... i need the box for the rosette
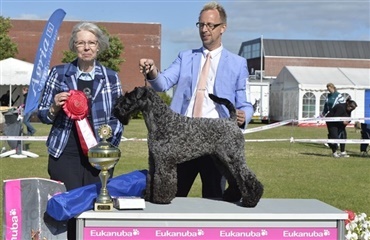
[63,90,88,120]
[63,90,97,155]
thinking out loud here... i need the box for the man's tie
[193,53,211,117]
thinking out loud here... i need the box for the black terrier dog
[113,87,263,207]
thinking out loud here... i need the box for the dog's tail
[208,94,237,121]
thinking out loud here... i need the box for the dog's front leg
[144,152,156,202]
[151,160,177,204]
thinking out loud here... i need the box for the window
[241,43,260,59]
[251,43,260,58]
[241,45,252,59]
[302,92,316,118]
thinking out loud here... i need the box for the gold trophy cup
[88,124,121,211]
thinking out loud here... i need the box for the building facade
[238,38,370,123]
[8,19,161,92]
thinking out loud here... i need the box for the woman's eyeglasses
[74,41,98,48]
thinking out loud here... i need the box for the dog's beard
[121,115,131,125]
[115,109,139,125]
[113,105,131,125]
[116,110,131,125]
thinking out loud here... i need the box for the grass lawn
[1,119,369,234]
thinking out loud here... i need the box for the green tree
[61,25,125,72]
[158,92,172,106]
[0,16,18,60]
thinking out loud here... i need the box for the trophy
[88,124,121,211]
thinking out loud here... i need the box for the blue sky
[1,0,369,67]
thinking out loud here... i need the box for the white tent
[0,58,34,125]
[270,66,370,125]
[0,57,33,107]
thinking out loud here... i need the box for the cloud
[225,1,369,40]
[165,1,369,54]
[16,14,44,20]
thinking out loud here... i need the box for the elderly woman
[37,22,123,239]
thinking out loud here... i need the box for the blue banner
[24,9,66,115]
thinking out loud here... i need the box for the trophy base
[94,202,114,211]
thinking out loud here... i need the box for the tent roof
[0,57,33,85]
[284,66,370,90]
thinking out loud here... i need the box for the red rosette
[63,90,89,120]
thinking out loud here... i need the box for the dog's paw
[241,181,264,208]
[222,185,242,203]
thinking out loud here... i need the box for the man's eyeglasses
[196,22,223,30]
[74,41,98,48]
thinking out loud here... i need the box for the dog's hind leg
[218,155,264,207]
[211,155,243,203]
[236,163,264,207]
[213,160,242,203]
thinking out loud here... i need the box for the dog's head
[113,87,149,125]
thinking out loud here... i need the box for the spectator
[326,98,357,158]
[322,83,345,117]
[322,83,346,147]
[0,90,10,106]
[22,87,36,136]
[360,123,369,157]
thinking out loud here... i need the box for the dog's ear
[113,95,122,111]
[135,87,148,100]
[112,96,123,118]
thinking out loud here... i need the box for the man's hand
[236,110,245,126]
[139,58,158,79]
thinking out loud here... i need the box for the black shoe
[28,130,36,136]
